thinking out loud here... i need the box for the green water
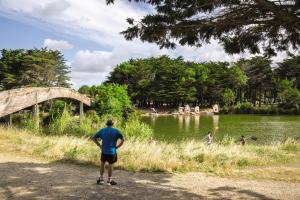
[141,115,300,144]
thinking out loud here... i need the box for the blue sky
[0,0,288,89]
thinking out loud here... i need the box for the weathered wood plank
[0,87,91,118]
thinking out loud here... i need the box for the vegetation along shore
[1,126,299,181]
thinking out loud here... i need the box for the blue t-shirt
[93,127,124,155]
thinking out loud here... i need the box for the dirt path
[0,153,299,200]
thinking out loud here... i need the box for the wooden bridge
[0,87,91,120]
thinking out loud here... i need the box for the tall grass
[0,127,299,177]
[45,107,153,140]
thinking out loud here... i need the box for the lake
[141,115,300,144]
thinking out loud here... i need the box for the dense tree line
[106,55,300,110]
[0,48,70,90]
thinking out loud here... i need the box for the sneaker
[97,178,104,185]
[106,179,117,186]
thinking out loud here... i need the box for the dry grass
[0,127,299,180]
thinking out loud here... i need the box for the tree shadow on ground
[208,186,275,200]
[0,161,276,200]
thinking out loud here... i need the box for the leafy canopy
[78,84,132,117]
[0,48,70,90]
[107,0,300,56]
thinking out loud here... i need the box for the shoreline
[139,108,216,116]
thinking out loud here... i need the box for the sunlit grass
[0,126,299,180]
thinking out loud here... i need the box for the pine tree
[107,0,300,56]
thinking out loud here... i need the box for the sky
[0,0,290,89]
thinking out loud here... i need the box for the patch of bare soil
[0,153,299,200]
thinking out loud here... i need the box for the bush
[122,119,154,140]
[92,84,132,117]
[49,100,66,120]
[85,110,100,125]
[278,79,300,110]
[48,107,72,134]
[222,88,235,106]
[23,115,40,133]
[233,101,254,114]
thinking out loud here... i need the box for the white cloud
[43,38,73,51]
[71,50,117,73]
[0,0,290,88]
[34,0,70,17]
[70,71,108,89]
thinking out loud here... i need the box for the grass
[0,127,299,181]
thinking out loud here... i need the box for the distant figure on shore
[149,136,157,145]
[239,135,246,146]
[194,106,200,114]
[206,132,213,145]
[184,104,191,114]
[178,107,184,114]
[213,104,219,113]
[151,108,157,114]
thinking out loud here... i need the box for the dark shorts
[101,153,118,164]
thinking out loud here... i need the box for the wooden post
[32,103,39,129]
[33,92,39,130]
[9,114,13,126]
[80,102,84,123]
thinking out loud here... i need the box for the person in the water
[206,132,213,145]
[239,135,246,146]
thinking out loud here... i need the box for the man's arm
[116,138,124,149]
[91,137,102,148]
[90,130,102,148]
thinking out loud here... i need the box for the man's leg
[100,161,105,178]
[107,164,113,181]
[107,154,117,185]
[97,161,105,184]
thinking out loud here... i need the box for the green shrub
[222,88,235,106]
[237,158,250,167]
[49,100,66,120]
[239,102,254,113]
[48,107,72,134]
[278,80,300,110]
[194,153,205,163]
[92,84,132,117]
[219,135,235,146]
[221,105,230,114]
[69,117,98,136]
[85,110,100,125]
[23,115,40,133]
[64,146,79,160]
[123,119,154,140]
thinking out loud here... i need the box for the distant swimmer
[238,135,257,146]
[239,135,246,146]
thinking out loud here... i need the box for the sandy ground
[0,153,299,200]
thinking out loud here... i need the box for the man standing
[91,119,124,185]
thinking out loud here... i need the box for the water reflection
[178,115,183,131]
[184,115,190,131]
[194,115,200,131]
[141,114,300,144]
[150,115,157,125]
[212,115,219,135]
